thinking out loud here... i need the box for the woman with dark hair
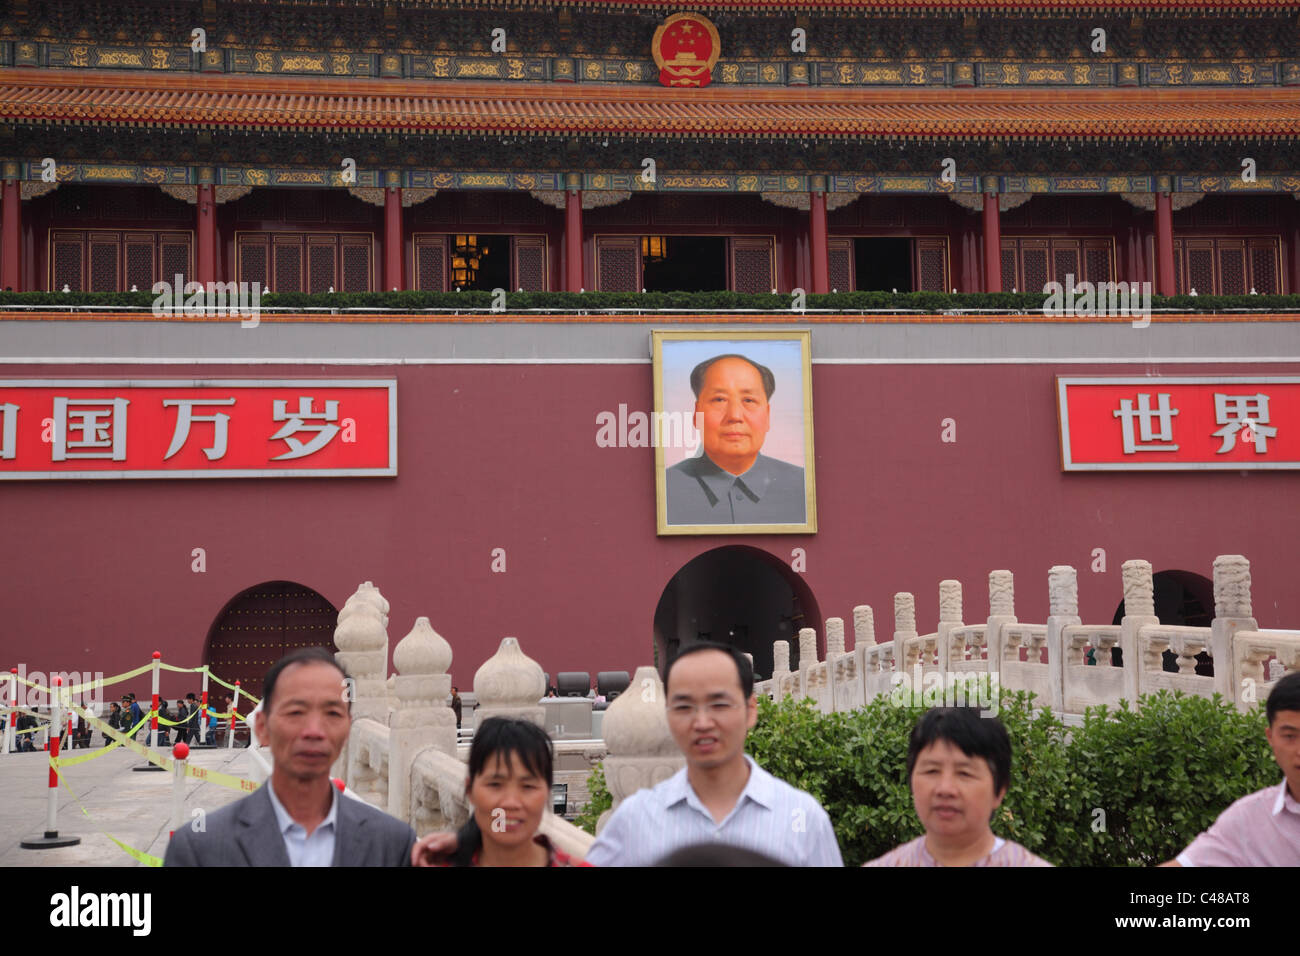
[414,717,587,867]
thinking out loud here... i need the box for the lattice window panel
[1193,197,1233,228]
[52,239,83,291]
[913,238,948,292]
[1053,245,1081,286]
[150,189,190,221]
[283,190,325,222]
[1071,199,1111,228]
[656,195,715,225]
[234,189,278,222]
[905,199,943,227]
[1000,245,1018,291]
[501,193,546,225]
[1249,240,1280,294]
[827,239,853,292]
[1084,243,1113,283]
[588,198,649,226]
[1000,202,1030,229]
[413,197,456,225]
[99,189,136,223]
[719,196,772,227]
[827,202,860,228]
[51,187,84,222]
[1021,245,1049,293]
[513,236,547,291]
[125,243,154,291]
[862,197,904,227]
[342,241,371,292]
[414,235,447,291]
[1030,197,1067,228]
[1236,196,1275,227]
[89,239,119,292]
[595,237,640,292]
[729,237,774,294]
[273,240,303,293]
[308,241,336,293]
[160,239,191,286]
[238,238,268,288]
[1217,241,1247,295]
[460,192,500,224]
[328,192,373,223]
[1185,243,1216,294]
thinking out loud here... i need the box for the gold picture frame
[653,329,816,535]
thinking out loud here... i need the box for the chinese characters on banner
[1057,377,1299,470]
[0,381,396,478]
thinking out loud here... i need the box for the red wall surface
[2,359,1297,698]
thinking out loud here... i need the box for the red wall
[2,359,1297,698]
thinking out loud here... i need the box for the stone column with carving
[598,665,683,833]
[853,605,875,646]
[1120,560,1158,704]
[473,637,546,727]
[824,617,845,711]
[986,570,1016,677]
[1213,554,1257,706]
[388,617,456,822]
[936,580,962,673]
[797,626,819,703]
[1046,565,1082,713]
[772,639,791,699]
[334,581,391,725]
[894,593,917,675]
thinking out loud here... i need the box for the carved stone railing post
[853,605,875,647]
[797,627,818,699]
[894,593,917,674]
[599,665,682,833]
[771,639,791,699]
[473,637,546,727]
[1214,554,1258,707]
[986,570,1016,677]
[1046,565,1081,713]
[389,617,456,823]
[936,580,962,673]
[1120,560,1157,704]
[335,581,391,724]
[824,617,845,711]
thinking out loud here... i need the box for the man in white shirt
[584,642,842,866]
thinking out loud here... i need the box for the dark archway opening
[1106,569,1215,675]
[203,581,339,703]
[652,546,822,683]
[853,237,913,291]
[642,237,727,292]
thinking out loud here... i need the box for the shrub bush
[574,762,612,836]
[746,690,1276,867]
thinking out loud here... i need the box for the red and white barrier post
[227,679,241,749]
[133,651,166,772]
[199,667,210,747]
[4,667,15,755]
[20,676,80,848]
[170,742,189,837]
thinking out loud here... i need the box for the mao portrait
[654,330,816,535]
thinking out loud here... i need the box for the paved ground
[0,741,268,866]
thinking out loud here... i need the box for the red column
[981,192,1001,293]
[808,188,828,295]
[384,186,403,291]
[1289,205,1300,295]
[1,179,20,292]
[196,184,216,286]
[1154,191,1175,296]
[564,188,583,292]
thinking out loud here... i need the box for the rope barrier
[8,660,261,707]
[50,765,162,867]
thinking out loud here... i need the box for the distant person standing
[451,687,463,729]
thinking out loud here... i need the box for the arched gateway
[653,546,821,682]
[203,581,338,701]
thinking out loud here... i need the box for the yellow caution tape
[51,765,163,867]
[11,662,154,697]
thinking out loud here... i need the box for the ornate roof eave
[299,0,1300,13]
[3,69,1300,143]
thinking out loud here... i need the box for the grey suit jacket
[163,783,415,867]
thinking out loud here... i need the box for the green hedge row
[578,690,1277,866]
[2,289,1298,312]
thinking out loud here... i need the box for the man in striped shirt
[864,706,1052,867]
[584,642,842,867]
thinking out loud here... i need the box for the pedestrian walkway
[0,744,265,866]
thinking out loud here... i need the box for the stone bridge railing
[755,555,1300,718]
[330,581,595,860]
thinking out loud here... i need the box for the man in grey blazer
[165,647,415,867]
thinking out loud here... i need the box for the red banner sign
[1057,376,1300,470]
[0,380,396,479]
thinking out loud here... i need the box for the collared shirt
[864,834,1053,867]
[266,781,339,867]
[584,756,842,867]
[665,452,806,526]
[1176,779,1300,867]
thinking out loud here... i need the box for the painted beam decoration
[1057,377,1300,471]
[0,380,397,479]
[653,13,720,88]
